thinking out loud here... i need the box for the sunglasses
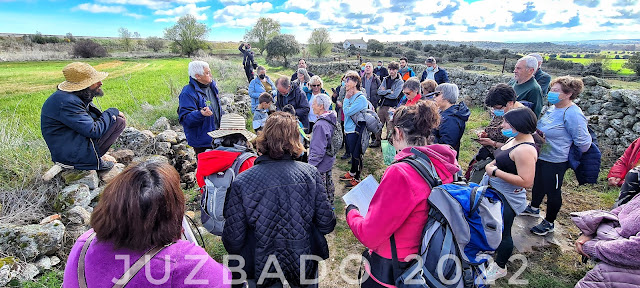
[310,84,321,87]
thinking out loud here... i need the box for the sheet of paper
[342,175,379,218]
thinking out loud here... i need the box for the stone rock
[64,206,91,226]
[156,130,178,144]
[39,214,61,225]
[605,127,619,139]
[237,88,249,95]
[99,163,125,183]
[116,127,154,153]
[110,149,135,165]
[153,142,173,156]
[181,172,196,188]
[628,107,637,116]
[512,215,572,253]
[151,117,171,132]
[101,154,117,163]
[634,122,640,133]
[34,256,52,271]
[131,155,170,165]
[89,186,104,202]
[610,90,625,101]
[587,103,602,115]
[0,263,17,287]
[50,256,61,267]
[62,170,99,190]
[622,115,636,128]
[0,220,65,261]
[16,263,39,281]
[55,184,91,212]
[177,132,187,143]
[622,90,640,107]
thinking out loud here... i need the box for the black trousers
[495,203,516,268]
[530,160,569,223]
[244,65,254,82]
[96,115,126,156]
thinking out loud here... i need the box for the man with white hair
[509,56,543,117]
[177,60,223,157]
[309,93,338,207]
[432,83,470,158]
[528,53,552,98]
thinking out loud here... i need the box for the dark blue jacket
[276,82,310,130]
[434,102,470,157]
[177,77,223,148]
[222,154,336,287]
[420,67,449,84]
[41,90,119,170]
[569,126,602,185]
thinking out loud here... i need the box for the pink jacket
[346,145,460,261]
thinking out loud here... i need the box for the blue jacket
[248,76,276,112]
[434,102,470,157]
[569,126,602,185]
[41,90,119,170]
[342,91,368,133]
[177,77,223,148]
[420,67,449,84]
[276,82,310,130]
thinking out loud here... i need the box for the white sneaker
[484,262,507,281]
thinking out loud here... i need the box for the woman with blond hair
[222,112,336,288]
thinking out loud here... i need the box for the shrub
[72,39,108,58]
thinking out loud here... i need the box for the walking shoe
[531,219,555,236]
[340,153,351,160]
[340,172,355,181]
[369,140,381,148]
[97,159,115,171]
[345,178,360,188]
[521,205,540,217]
[484,262,507,281]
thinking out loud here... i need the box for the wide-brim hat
[58,62,108,92]
[208,113,257,141]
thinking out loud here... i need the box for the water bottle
[388,109,395,121]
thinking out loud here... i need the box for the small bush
[72,39,108,58]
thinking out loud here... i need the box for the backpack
[200,152,256,236]
[392,148,505,287]
[316,118,343,157]
[350,94,383,134]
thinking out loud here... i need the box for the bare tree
[308,28,332,58]
[118,27,132,51]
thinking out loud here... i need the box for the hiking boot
[340,153,351,160]
[340,172,355,181]
[97,159,115,171]
[345,178,360,188]
[369,140,381,148]
[530,219,555,236]
[521,205,540,217]
[484,262,507,281]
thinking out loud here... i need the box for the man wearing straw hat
[41,62,126,171]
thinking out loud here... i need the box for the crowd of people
[40,51,640,287]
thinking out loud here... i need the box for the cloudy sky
[1,0,639,43]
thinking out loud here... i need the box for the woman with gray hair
[398,77,422,107]
[433,83,470,158]
[304,75,329,132]
[293,68,311,88]
[309,93,338,207]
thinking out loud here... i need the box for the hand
[118,111,126,120]
[477,131,488,138]
[607,177,621,186]
[485,162,497,175]
[346,89,355,98]
[477,137,495,147]
[200,107,213,117]
[575,234,593,257]
[336,101,343,108]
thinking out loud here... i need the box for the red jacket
[195,150,256,187]
[608,137,640,186]
[346,145,460,261]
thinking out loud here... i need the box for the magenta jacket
[64,229,231,287]
[572,194,640,288]
[347,145,460,261]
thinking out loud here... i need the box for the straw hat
[58,62,108,92]
[207,113,256,141]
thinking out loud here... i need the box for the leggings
[495,203,516,268]
[346,124,365,180]
[530,160,569,223]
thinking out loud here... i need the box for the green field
[560,58,635,75]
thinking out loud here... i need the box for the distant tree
[72,39,108,58]
[31,31,46,44]
[367,39,384,53]
[549,53,557,58]
[118,27,132,51]
[265,34,300,67]
[624,52,640,76]
[384,45,396,57]
[423,44,434,52]
[146,37,165,52]
[244,17,281,55]
[164,14,210,57]
[133,32,141,39]
[499,48,509,55]
[307,28,331,58]
[405,50,418,61]
[615,54,620,59]
[410,40,422,51]
[347,44,358,56]
[65,32,76,43]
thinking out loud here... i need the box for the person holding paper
[345,100,462,288]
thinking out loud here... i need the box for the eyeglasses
[311,84,321,87]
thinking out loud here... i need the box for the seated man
[41,62,126,171]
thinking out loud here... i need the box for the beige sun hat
[208,113,257,141]
[57,62,108,92]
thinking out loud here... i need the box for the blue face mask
[427,66,434,72]
[341,81,345,87]
[502,128,519,138]
[547,92,561,104]
[377,65,381,69]
[493,109,505,117]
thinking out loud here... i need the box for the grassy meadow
[0,55,627,287]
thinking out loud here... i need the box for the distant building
[343,38,367,50]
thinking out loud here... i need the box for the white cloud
[74,3,126,13]
[282,0,315,10]
[219,0,256,5]
[124,13,145,19]
[154,3,210,16]
[212,2,274,27]
[97,0,171,9]
[267,12,308,27]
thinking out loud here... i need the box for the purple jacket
[64,229,231,287]
[308,111,337,173]
[572,194,640,288]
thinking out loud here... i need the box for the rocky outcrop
[0,220,65,261]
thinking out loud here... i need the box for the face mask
[377,65,381,69]
[547,91,561,104]
[259,74,265,79]
[427,67,434,72]
[502,128,519,138]
[493,109,505,117]
[341,81,345,87]
[361,67,365,71]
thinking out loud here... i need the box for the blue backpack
[390,148,505,288]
